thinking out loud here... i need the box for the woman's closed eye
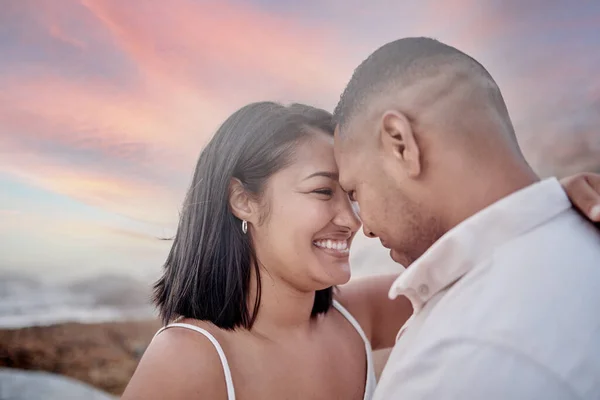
[313,188,334,197]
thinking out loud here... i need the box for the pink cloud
[80,0,352,100]
[48,23,87,49]
[0,154,182,226]
[0,75,190,148]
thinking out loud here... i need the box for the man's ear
[229,178,257,224]
[379,110,421,178]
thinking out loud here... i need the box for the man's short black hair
[333,37,504,132]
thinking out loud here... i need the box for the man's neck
[442,162,539,233]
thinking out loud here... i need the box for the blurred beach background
[1,0,600,397]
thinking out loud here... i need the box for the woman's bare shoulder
[121,320,229,400]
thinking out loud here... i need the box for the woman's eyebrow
[302,171,339,181]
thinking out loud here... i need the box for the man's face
[333,118,440,267]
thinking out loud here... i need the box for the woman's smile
[313,239,350,257]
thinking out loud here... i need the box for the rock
[0,368,116,400]
[0,320,160,395]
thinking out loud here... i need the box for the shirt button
[418,284,429,296]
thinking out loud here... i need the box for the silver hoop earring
[241,220,248,234]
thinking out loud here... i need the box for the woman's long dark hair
[154,102,336,329]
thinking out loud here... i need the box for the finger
[584,173,600,198]
[583,174,600,221]
[593,205,600,222]
[562,175,600,222]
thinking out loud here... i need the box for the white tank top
[152,300,376,400]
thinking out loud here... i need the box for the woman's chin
[311,247,352,286]
[315,260,352,287]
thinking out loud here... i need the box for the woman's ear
[229,178,256,223]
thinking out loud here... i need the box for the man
[333,37,600,399]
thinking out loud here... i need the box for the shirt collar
[388,177,572,312]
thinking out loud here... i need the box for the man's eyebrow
[302,171,339,181]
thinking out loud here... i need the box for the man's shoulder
[483,208,600,308]
[495,207,600,265]
[446,208,600,303]
[436,209,600,335]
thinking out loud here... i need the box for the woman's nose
[334,196,362,232]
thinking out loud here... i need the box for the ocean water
[0,234,400,329]
[0,274,156,329]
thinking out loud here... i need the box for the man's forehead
[335,115,370,150]
[334,119,359,145]
[333,124,351,158]
[333,124,361,176]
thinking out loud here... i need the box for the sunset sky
[1,0,599,283]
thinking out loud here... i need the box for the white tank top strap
[332,300,377,400]
[153,322,236,400]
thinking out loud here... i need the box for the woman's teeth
[313,239,349,253]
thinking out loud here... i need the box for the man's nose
[362,225,376,238]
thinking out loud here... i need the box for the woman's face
[251,130,362,290]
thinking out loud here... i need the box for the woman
[123,102,600,400]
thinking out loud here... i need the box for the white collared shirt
[375,178,600,400]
